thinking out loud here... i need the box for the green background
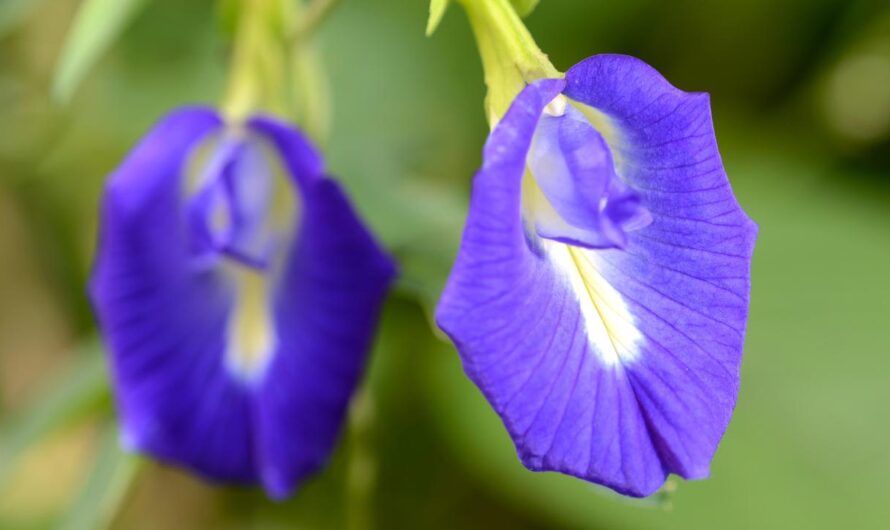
[1,0,888,528]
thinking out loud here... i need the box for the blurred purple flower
[437,55,757,496]
[89,108,395,499]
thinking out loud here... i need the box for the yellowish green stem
[223,0,289,121]
[292,0,340,43]
[222,0,332,142]
[345,388,375,530]
[457,0,560,124]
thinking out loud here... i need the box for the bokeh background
[1,0,889,528]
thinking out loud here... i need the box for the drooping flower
[89,107,395,499]
[436,55,757,496]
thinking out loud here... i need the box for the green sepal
[426,0,451,36]
[510,0,541,17]
[459,0,559,123]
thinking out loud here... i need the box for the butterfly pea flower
[89,107,395,498]
[437,55,757,496]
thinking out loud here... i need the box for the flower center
[184,130,296,384]
[523,104,651,250]
[187,134,276,269]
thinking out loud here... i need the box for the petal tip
[515,446,668,498]
[118,425,142,453]
[261,467,296,501]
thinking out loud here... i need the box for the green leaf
[215,0,240,39]
[52,0,150,103]
[426,0,450,36]
[509,0,540,17]
[0,0,52,38]
[57,423,140,530]
[0,341,110,487]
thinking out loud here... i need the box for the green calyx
[427,0,541,36]
[223,0,333,142]
[457,0,560,124]
[223,0,288,120]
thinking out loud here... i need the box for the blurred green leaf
[426,0,450,36]
[57,423,140,530]
[0,0,51,38]
[0,342,110,487]
[215,0,240,39]
[52,0,150,103]
[510,0,540,17]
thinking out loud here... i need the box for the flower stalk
[223,0,288,121]
[457,0,560,124]
[223,0,331,141]
[291,0,341,43]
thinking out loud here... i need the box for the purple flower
[436,55,757,496]
[89,107,395,499]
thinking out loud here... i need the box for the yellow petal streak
[520,107,641,366]
[544,240,642,366]
[225,265,277,383]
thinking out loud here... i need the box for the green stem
[223,0,289,121]
[345,388,375,530]
[287,0,333,143]
[292,0,340,43]
[458,0,560,123]
[222,0,331,141]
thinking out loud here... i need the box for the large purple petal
[436,79,668,496]
[247,116,325,192]
[88,108,259,482]
[91,110,395,498]
[248,116,397,498]
[439,55,756,496]
[563,55,758,480]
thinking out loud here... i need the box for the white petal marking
[544,240,643,366]
[224,265,277,383]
